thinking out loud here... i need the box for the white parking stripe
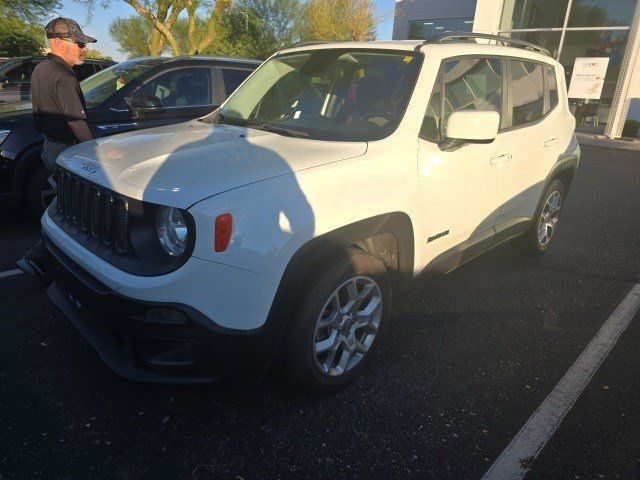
[0,269,24,279]
[482,283,640,480]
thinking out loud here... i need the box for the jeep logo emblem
[81,161,99,174]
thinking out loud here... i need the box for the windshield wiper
[259,123,309,138]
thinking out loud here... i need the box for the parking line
[482,283,640,480]
[0,269,24,279]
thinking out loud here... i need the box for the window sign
[568,57,610,99]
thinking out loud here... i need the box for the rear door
[417,56,512,263]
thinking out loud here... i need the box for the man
[16,17,97,281]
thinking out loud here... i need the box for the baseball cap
[45,17,97,44]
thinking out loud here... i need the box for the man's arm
[55,75,94,143]
[67,120,93,142]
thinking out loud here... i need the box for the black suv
[0,56,115,103]
[0,56,260,216]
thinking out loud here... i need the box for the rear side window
[545,65,558,113]
[73,64,96,81]
[509,60,544,127]
[221,68,252,97]
[421,57,503,141]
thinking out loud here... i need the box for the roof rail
[415,32,551,57]
[287,40,338,49]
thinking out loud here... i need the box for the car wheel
[513,178,565,256]
[281,248,391,394]
[26,163,56,218]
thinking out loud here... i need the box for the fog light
[145,307,188,325]
[136,337,200,367]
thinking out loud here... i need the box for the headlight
[156,206,189,257]
[0,129,10,146]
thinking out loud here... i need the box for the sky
[49,0,397,61]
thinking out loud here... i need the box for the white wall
[472,0,504,33]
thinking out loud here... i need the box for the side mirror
[445,111,500,142]
[131,94,163,110]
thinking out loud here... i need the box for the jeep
[43,34,580,393]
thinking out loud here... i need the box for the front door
[417,56,511,266]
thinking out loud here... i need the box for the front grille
[56,169,129,255]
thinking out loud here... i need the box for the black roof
[122,55,262,66]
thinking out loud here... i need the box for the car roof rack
[415,32,551,57]
[287,40,339,49]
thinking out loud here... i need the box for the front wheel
[280,249,391,394]
[513,178,565,256]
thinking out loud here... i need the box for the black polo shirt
[31,53,87,143]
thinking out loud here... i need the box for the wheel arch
[12,142,44,200]
[268,212,415,320]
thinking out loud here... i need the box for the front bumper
[45,234,286,384]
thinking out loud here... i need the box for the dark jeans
[22,139,73,267]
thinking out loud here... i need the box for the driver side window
[421,57,504,142]
[133,67,212,108]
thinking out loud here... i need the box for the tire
[280,248,391,394]
[513,178,565,256]
[25,162,56,218]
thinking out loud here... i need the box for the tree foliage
[108,16,155,58]
[108,0,380,60]
[0,0,60,23]
[0,13,45,57]
[84,49,114,60]
[299,0,377,42]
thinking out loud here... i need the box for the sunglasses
[62,38,87,49]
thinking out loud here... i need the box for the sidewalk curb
[576,134,640,152]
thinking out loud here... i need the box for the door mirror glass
[445,110,500,142]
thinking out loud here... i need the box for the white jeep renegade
[43,34,579,392]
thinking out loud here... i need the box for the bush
[0,32,43,57]
[622,119,640,138]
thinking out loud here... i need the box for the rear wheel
[25,162,56,218]
[281,249,391,394]
[513,178,564,256]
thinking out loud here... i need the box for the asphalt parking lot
[1,144,639,480]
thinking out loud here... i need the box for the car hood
[56,120,368,208]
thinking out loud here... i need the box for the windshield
[216,49,422,141]
[80,60,162,107]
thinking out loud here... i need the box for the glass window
[2,63,32,83]
[545,65,558,112]
[509,60,544,127]
[217,49,422,142]
[500,0,570,29]
[222,68,252,96]
[568,0,637,27]
[81,59,162,107]
[408,18,474,40]
[134,67,212,107]
[73,64,96,82]
[506,31,562,59]
[441,58,503,136]
[560,29,629,134]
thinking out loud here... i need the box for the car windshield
[80,60,162,107]
[215,49,422,141]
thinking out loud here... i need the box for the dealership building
[393,0,640,138]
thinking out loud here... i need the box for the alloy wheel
[312,276,383,377]
[538,190,562,247]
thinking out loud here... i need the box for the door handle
[544,137,558,147]
[490,153,512,165]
